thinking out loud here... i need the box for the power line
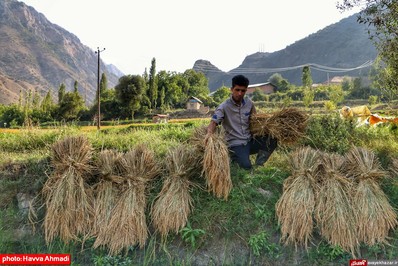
[194,60,375,74]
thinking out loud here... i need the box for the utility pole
[95,47,105,130]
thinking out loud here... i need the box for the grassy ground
[0,114,397,265]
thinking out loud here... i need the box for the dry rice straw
[315,153,358,257]
[203,128,232,200]
[92,150,124,248]
[99,145,160,255]
[250,108,308,145]
[344,147,398,246]
[43,135,94,244]
[276,146,320,249]
[151,145,198,238]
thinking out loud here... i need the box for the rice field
[0,113,397,265]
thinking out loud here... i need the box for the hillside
[194,14,378,91]
[0,0,122,105]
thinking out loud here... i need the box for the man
[207,75,277,170]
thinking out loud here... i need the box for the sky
[19,0,361,75]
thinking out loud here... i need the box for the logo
[349,259,367,266]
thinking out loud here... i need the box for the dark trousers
[229,136,278,170]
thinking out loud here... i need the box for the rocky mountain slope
[194,14,378,91]
[0,0,122,105]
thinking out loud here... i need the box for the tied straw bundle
[203,128,232,200]
[43,135,94,244]
[276,147,320,249]
[190,125,232,200]
[250,108,308,145]
[151,144,199,238]
[93,150,124,249]
[315,153,358,257]
[343,146,398,246]
[101,145,160,255]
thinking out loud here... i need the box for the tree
[148,58,158,110]
[338,0,398,101]
[100,73,108,97]
[303,88,314,108]
[58,83,66,104]
[252,88,266,102]
[212,86,230,104]
[41,90,55,114]
[302,66,313,89]
[58,91,85,121]
[268,73,290,92]
[115,75,145,119]
[74,80,78,93]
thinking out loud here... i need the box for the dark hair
[231,75,249,88]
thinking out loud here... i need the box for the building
[186,96,203,110]
[246,82,277,96]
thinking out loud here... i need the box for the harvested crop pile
[99,145,160,255]
[276,146,320,248]
[203,128,232,200]
[250,108,308,145]
[315,152,358,256]
[92,150,123,249]
[43,135,94,244]
[151,144,198,238]
[343,146,398,246]
[190,125,232,200]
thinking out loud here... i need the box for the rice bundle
[343,146,398,246]
[202,127,232,200]
[92,150,124,248]
[151,144,198,238]
[275,146,320,248]
[43,135,94,244]
[100,145,160,255]
[315,153,358,257]
[391,158,398,176]
[250,108,308,145]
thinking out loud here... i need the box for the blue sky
[19,0,361,75]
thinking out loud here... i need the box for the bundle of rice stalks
[42,135,94,244]
[92,150,124,248]
[315,153,358,257]
[189,125,208,153]
[202,128,232,200]
[343,146,398,246]
[275,146,320,248]
[101,145,160,255]
[151,144,199,238]
[391,158,398,176]
[250,108,308,145]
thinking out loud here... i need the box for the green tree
[338,0,398,101]
[303,88,314,108]
[148,58,158,110]
[100,73,108,97]
[41,90,55,114]
[212,86,230,104]
[74,80,78,93]
[268,73,290,92]
[115,75,145,119]
[302,66,313,89]
[58,91,85,121]
[58,83,66,104]
[32,90,41,109]
[328,85,345,105]
[252,88,266,102]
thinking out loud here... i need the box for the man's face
[231,85,247,104]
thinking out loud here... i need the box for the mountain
[194,14,378,92]
[0,0,123,105]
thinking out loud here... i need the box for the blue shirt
[211,96,255,147]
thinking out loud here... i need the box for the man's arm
[207,120,217,134]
